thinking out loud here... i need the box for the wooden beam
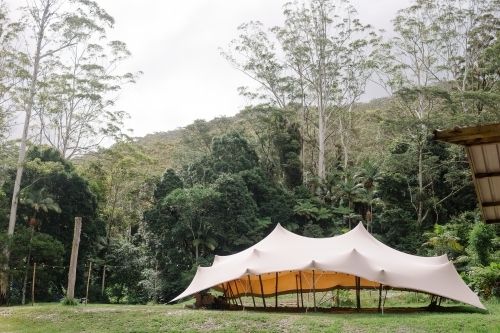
[85,261,92,305]
[295,275,299,308]
[258,275,266,309]
[355,276,361,313]
[481,202,500,208]
[67,217,82,300]
[434,123,500,146]
[226,282,237,305]
[275,272,278,308]
[299,271,304,308]
[247,275,256,308]
[378,284,383,313]
[233,280,243,306]
[31,262,36,306]
[485,219,500,225]
[475,172,500,179]
[312,270,316,312]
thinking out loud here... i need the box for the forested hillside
[2,0,500,305]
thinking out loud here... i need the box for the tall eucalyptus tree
[374,0,498,224]
[222,0,378,180]
[3,0,120,304]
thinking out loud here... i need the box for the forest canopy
[2,0,500,305]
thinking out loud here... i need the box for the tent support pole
[313,270,316,312]
[258,275,266,309]
[299,271,304,308]
[295,275,299,308]
[247,275,256,309]
[355,276,361,313]
[226,282,237,305]
[275,272,278,308]
[378,284,383,313]
[233,280,243,307]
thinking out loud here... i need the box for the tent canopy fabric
[171,223,485,309]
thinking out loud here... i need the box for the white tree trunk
[2,1,50,303]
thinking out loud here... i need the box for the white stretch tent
[171,223,485,309]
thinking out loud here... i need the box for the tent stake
[378,284,383,313]
[247,275,256,308]
[295,275,299,308]
[299,271,304,308]
[233,280,243,307]
[312,270,316,312]
[275,272,278,308]
[258,275,266,309]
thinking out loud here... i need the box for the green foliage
[2,147,103,302]
[6,226,65,303]
[303,222,324,238]
[422,224,463,256]
[467,263,500,297]
[467,223,496,267]
[60,297,79,306]
[154,168,183,202]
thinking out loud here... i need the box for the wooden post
[233,280,243,306]
[378,284,383,313]
[247,275,256,308]
[31,262,36,306]
[337,289,340,307]
[226,282,237,305]
[85,261,92,305]
[382,289,388,315]
[275,272,278,308]
[101,265,106,297]
[299,271,304,308]
[67,217,82,299]
[312,270,316,312]
[154,261,158,304]
[258,275,266,309]
[355,276,361,313]
[295,275,299,308]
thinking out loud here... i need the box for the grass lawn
[0,298,498,333]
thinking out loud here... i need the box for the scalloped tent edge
[171,222,485,310]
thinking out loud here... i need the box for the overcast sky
[10,0,412,138]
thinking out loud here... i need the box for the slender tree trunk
[318,105,326,180]
[22,228,35,305]
[417,144,424,224]
[1,3,50,304]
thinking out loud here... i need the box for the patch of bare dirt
[35,313,57,321]
[165,310,189,316]
[190,317,228,331]
[0,309,11,316]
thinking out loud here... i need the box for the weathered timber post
[299,271,304,307]
[356,276,361,313]
[275,272,279,308]
[295,275,299,307]
[67,217,82,299]
[312,270,316,312]
[233,280,243,306]
[247,275,256,308]
[85,261,92,305]
[31,263,36,306]
[378,284,383,313]
[258,275,266,309]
